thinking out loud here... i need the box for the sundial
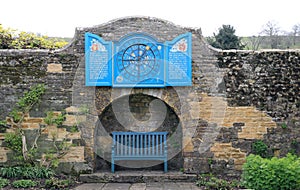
[116,43,160,82]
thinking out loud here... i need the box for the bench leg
[111,159,115,173]
[164,159,168,172]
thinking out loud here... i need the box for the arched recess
[94,93,183,171]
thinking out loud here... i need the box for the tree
[8,84,46,163]
[291,23,300,45]
[244,35,264,51]
[210,25,244,50]
[282,31,293,49]
[261,21,281,49]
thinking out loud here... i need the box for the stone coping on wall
[215,48,300,53]
[77,16,201,34]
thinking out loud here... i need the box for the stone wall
[216,50,300,121]
[0,17,299,177]
[0,49,80,119]
[215,50,300,162]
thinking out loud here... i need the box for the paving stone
[79,171,197,183]
[145,182,164,190]
[162,182,182,190]
[129,183,146,190]
[73,183,105,190]
[73,182,204,190]
[178,182,198,189]
[102,183,131,190]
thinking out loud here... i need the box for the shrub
[0,177,9,188]
[242,154,300,190]
[12,179,37,188]
[0,25,13,48]
[252,140,269,158]
[0,24,68,49]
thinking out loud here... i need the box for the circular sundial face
[117,43,161,82]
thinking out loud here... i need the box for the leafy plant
[0,177,9,188]
[9,109,22,123]
[45,177,72,189]
[44,153,60,168]
[242,154,300,190]
[0,120,7,132]
[0,120,6,126]
[69,125,79,133]
[44,111,55,125]
[0,166,54,179]
[0,166,22,178]
[252,140,269,158]
[4,131,23,153]
[289,139,299,156]
[281,122,288,129]
[4,84,71,171]
[7,84,46,163]
[79,104,89,114]
[12,179,37,188]
[196,174,241,190]
[41,139,71,169]
[16,84,46,113]
[55,112,66,126]
[57,139,71,154]
[44,111,65,126]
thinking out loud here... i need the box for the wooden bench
[111,131,168,173]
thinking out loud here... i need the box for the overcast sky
[1,0,299,37]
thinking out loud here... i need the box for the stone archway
[71,79,199,172]
[94,93,183,171]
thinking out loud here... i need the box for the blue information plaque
[85,33,112,86]
[166,33,192,86]
[85,32,192,87]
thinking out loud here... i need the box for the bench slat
[148,134,150,155]
[111,131,168,173]
[160,134,162,155]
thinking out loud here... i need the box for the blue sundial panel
[85,32,192,87]
[113,34,165,87]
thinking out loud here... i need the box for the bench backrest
[112,131,168,157]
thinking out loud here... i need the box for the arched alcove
[94,93,183,171]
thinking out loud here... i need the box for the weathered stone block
[47,63,63,73]
[65,106,80,113]
[0,147,10,163]
[21,123,40,129]
[63,115,77,126]
[23,117,44,123]
[60,146,85,162]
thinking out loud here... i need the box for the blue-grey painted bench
[111,131,168,173]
